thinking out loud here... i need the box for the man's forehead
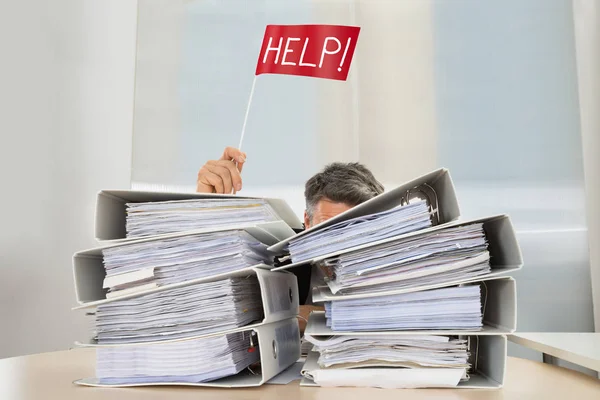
[311,198,353,222]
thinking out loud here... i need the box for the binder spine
[256,269,299,324]
[256,318,301,383]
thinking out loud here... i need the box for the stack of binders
[270,168,523,389]
[71,190,304,388]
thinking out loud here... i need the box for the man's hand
[196,147,247,194]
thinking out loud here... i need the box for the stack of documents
[296,213,522,388]
[288,200,432,263]
[318,223,490,295]
[301,334,471,389]
[125,198,281,238]
[259,169,525,389]
[323,285,482,331]
[72,190,303,388]
[94,276,264,344]
[102,231,271,297]
[304,334,469,369]
[96,331,260,384]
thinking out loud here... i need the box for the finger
[206,162,233,194]
[220,146,246,168]
[196,180,213,193]
[214,160,242,192]
[197,166,216,193]
[196,170,212,193]
[200,170,225,194]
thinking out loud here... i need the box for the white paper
[96,331,260,384]
[323,285,482,331]
[320,223,491,294]
[301,351,464,389]
[303,334,468,369]
[94,276,264,344]
[101,231,271,295]
[288,201,432,263]
[125,198,281,238]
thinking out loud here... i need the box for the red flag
[255,24,360,81]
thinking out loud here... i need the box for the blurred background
[0,0,598,377]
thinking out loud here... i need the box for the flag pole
[238,75,257,151]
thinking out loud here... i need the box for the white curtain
[573,0,600,332]
[315,0,438,183]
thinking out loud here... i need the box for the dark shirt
[274,227,311,305]
[287,264,311,305]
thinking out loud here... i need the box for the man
[197,147,384,330]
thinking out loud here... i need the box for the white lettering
[299,38,317,67]
[319,37,342,68]
[282,37,300,66]
[337,38,352,71]
[262,37,283,64]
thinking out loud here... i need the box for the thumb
[220,146,246,164]
[221,146,246,171]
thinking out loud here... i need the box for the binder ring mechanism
[244,331,260,376]
[399,183,440,226]
[463,281,488,378]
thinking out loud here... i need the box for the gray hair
[304,162,384,221]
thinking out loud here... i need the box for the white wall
[0,0,137,358]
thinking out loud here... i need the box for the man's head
[304,162,384,229]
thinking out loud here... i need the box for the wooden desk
[1,348,600,399]
[509,332,600,372]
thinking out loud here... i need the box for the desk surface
[1,348,600,400]
[509,332,600,372]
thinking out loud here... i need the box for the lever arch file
[74,267,299,347]
[287,200,434,264]
[300,333,507,389]
[95,190,302,242]
[268,168,460,256]
[92,275,265,345]
[75,318,301,388]
[308,277,517,335]
[292,215,522,297]
[73,227,287,305]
